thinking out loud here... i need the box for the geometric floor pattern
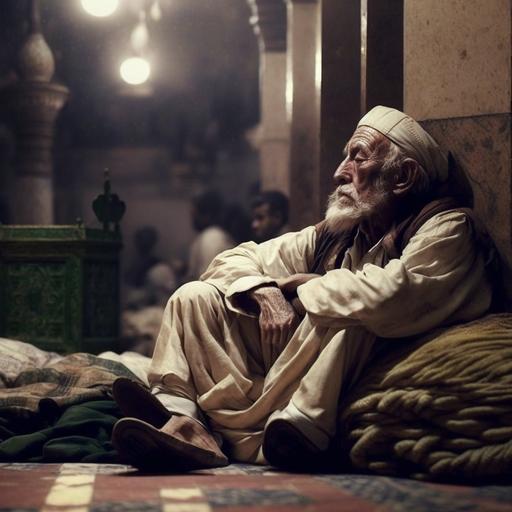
[1,463,512,512]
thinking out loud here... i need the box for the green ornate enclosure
[0,225,122,354]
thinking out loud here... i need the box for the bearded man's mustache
[324,185,388,234]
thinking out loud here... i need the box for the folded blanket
[339,314,512,482]
[0,337,62,387]
[0,350,141,423]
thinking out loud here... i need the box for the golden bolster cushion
[338,314,512,482]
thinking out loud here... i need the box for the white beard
[324,184,388,234]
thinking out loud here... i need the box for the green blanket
[0,399,122,462]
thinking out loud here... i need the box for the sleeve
[201,226,317,316]
[296,210,492,337]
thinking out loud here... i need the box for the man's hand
[249,286,299,369]
[275,273,320,297]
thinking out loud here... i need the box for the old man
[112,106,493,471]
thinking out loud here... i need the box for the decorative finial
[92,169,126,233]
[16,0,55,82]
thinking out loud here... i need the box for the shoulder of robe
[383,196,469,259]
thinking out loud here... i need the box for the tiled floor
[1,463,512,512]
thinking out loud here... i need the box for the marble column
[2,0,69,224]
[286,0,321,229]
[247,0,289,195]
[404,0,512,301]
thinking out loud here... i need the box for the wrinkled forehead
[345,126,391,153]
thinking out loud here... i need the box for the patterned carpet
[1,463,512,512]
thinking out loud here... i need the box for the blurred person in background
[186,189,235,281]
[251,190,289,242]
[223,202,253,245]
[122,226,177,355]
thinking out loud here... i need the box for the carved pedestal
[0,225,121,354]
[3,82,69,224]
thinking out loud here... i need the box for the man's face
[252,203,282,242]
[325,126,392,232]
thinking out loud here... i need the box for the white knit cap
[357,106,449,183]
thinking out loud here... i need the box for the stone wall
[404,0,512,299]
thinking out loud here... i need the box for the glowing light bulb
[120,57,151,85]
[131,19,149,53]
[150,1,162,21]
[81,0,119,17]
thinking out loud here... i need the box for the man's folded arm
[297,210,493,337]
[200,226,317,316]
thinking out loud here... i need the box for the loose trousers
[148,281,376,463]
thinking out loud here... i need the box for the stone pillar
[403,0,512,300]
[249,0,362,227]
[286,0,321,229]
[319,0,362,212]
[247,0,289,195]
[2,0,69,224]
[361,0,403,112]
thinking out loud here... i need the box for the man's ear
[391,158,420,196]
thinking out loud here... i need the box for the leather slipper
[262,418,331,471]
[112,377,171,428]
[112,417,229,471]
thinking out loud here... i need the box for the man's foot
[112,377,171,428]
[112,415,229,471]
[262,418,334,472]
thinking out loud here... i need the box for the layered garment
[148,209,492,463]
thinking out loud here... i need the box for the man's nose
[333,161,352,185]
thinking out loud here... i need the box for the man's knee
[169,281,222,308]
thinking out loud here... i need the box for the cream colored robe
[148,210,492,463]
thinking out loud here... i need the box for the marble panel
[421,113,512,298]
[404,0,511,120]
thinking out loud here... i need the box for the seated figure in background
[124,226,176,309]
[112,106,495,472]
[251,190,289,242]
[125,227,161,289]
[186,190,235,281]
[122,226,177,355]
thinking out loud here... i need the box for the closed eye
[348,144,368,161]
[345,141,370,163]
[352,149,369,162]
